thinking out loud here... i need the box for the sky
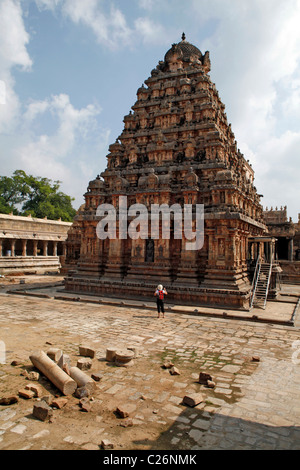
[0,0,300,222]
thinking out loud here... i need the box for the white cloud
[0,80,6,104]
[0,0,32,71]
[34,0,62,11]
[1,0,299,217]
[0,1,110,208]
[34,0,169,49]
[190,0,300,219]
[254,130,300,212]
[134,17,169,45]
[137,0,159,10]
[11,93,109,206]
[41,0,134,49]
[190,0,300,138]
[282,78,300,120]
[20,94,101,158]
[0,0,32,133]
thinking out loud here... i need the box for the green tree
[0,170,30,214]
[0,170,76,222]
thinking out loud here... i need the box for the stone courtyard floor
[0,274,300,451]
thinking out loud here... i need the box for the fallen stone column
[30,350,77,396]
[69,366,95,393]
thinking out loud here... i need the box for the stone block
[57,354,71,373]
[27,371,40,381]
[79,397,91,412]
[51,397,68,409]
[106,348,116,362]
[25,383,43,397]
[75,386,90,399]
[115,349,135,367]
[252,356,260,362]
[169,366,180,375]
[0,395,19,406]
[115,403,136,418]
[33,401,53,422]
[116,406,129,419]
[47,348,62,363]
[199,372,213,384]
[207,380,216,389]
[79,345,96,359]
[91,372,103,382]
[162,361,174,369]
[120,418,133,427]
[101,439,114,450]
[182,393,204,407]
[77,358,92,370]
[41,395,53,405]
[127,346,138,358]
[18,388,35,399]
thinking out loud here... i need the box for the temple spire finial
[181,32,186,41]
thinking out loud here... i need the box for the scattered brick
[27,371,40,381]
[79,397,91,412]
[120,418,133,427]
[91,372,103,382]
[18,388,35,399]
[0,395,19,406]
[252,356,260,362]
[101,439,114,450]
[207,380,216,388]
[116,403,136,418]
[41,395,53,405]
[169,366,180,375]
[162,361,174,369]
[57,354,71,374]
[25,383,43,397]
[52,397,68,409]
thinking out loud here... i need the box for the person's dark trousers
[157,299,164,314]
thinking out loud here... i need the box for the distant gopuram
[64,34,267,309]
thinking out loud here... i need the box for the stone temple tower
[64,34,267,309]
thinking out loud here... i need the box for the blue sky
[0,0,300,221]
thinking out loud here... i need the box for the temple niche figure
[145,239,154,263]
[64,33,267,309]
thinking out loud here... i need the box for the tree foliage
[0,170,77,222]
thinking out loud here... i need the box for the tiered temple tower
[64,34,267,309]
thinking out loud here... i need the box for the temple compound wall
[0,213,71,275]
[64,34,268,309]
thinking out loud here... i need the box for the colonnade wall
[0,214,72,274]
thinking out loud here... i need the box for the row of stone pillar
[0,239,66,257]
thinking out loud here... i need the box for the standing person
[154,284,167,318]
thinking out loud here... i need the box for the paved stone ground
[0,275,300,450]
